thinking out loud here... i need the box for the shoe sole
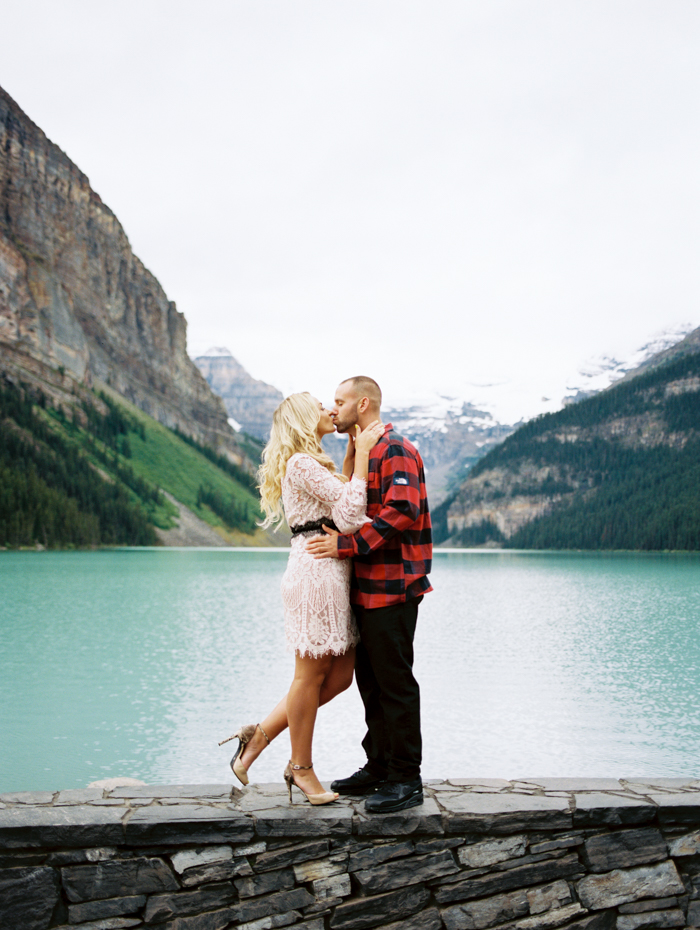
[364,792,424,814]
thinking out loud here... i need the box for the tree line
[0,381,156,547]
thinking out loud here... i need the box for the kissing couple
[220,375,432,814]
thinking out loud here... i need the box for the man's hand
[306,526,340,559]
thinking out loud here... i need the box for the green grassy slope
[0,378,263,548]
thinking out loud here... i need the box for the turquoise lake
[1,549,699,792]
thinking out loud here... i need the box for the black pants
[353,596,422,782]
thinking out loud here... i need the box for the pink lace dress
[280,453,369,658]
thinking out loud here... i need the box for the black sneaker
[331,767,386,795]
[364,777,423,813]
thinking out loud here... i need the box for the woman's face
[315,398,336,438]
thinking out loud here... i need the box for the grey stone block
[108,783,235,799]
[294,853,348,882]
[237,912,302,930]
[170,845,231,872]
[573,794,657,827]
[124,804,253,846]
[238,793,292,812]
[53,920,141,930]
[61,856,178,902]
[0,790,55,804]
[188,856,254,885]
[140,909,234,930]
[329,884,430,929]
[311,873,352,900]
[0,805,125,848]
[616,908,684,930]
[0,865,61,930]
[55,788,105,805]
[229,888,316,925]
[668,828,700,857]
[458,834,527,868]
[235,866,296,898]
[381,906,443,930]
[354,849,459,894]
[519,779,623,792]
[254,804,353,838]
[577,860,685,910]
[170,844,253,885]
[355,797,443,836]
[491,849,570,873]
[627,779,699,790]
[618,896,679,914]
[527,879,573,915]
[143,884,238,922]
[652,794,700,824]
[686,898,700,926]
[413,837,464,854]
[515,903,588,929]
[347,840,414,872]
[85,847,120,862]
[447,779,512,789]
[530,834,584,855]
[254,839,330,872]
[68,894,147,923]
[441,888,529,929]
[46,849,91,865]
[434,852,583,904]
[234,841,268,856]
[440,793,572,834]
[562,913,616,930]
[583,828,667,872]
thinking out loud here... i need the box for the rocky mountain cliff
[437,324,700,549]
[194,348,282,441]
[0,85,249,466]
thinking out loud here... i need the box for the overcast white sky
[2,1,699,421]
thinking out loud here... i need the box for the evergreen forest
[0,378,262,548]
[435,351,700,550]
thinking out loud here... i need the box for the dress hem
[286,640,359,659]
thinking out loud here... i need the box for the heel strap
[289,760,313,770]
[257,723,271,745]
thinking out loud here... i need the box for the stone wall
[2,778,700,930]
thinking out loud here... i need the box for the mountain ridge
[436,323,700,550]
[0,84,249,468]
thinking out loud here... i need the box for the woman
[220,392,383,805]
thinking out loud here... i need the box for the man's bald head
[339,376,382,410]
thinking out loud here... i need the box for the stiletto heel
[218,723,270,786]
[283,761,338,806]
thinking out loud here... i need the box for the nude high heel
[284,761,339,806]
[218,723,270,786]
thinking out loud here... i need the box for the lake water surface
[1,548,699,792]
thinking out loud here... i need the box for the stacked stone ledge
[2,778,700,930]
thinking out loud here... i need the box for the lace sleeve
[287,454,368,533]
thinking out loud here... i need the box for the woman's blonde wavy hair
[258,392,339,529]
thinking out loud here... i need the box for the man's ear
[358,396,370,414]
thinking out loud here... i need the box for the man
[306,376,432,813]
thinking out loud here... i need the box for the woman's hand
[342,431,356,479]
[354,420,384,456]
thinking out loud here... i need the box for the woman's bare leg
[239,648,355,770]
[286,652,333,796]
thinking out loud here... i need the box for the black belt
[290,518,339,537]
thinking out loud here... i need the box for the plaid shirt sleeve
[336,443,421,557]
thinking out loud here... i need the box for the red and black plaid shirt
[336,424,433,609]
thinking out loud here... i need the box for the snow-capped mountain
[562,323,696,405]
